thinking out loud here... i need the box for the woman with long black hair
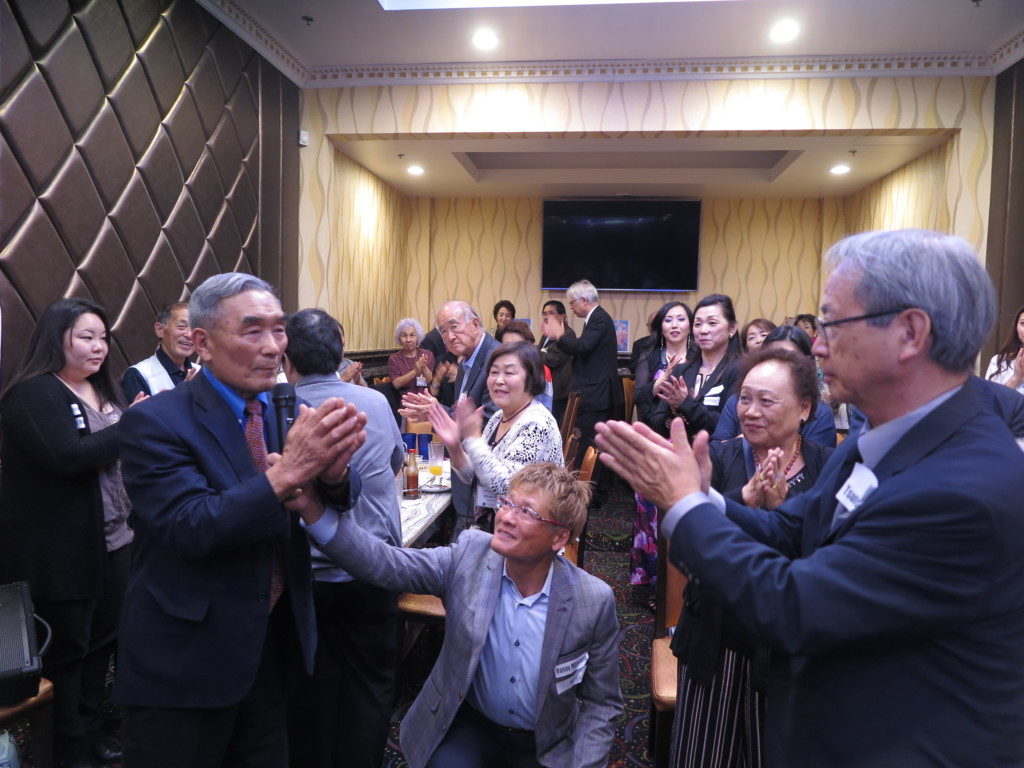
[0,298,142,767]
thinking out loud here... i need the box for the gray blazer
[318,515,622,768]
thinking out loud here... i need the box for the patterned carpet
[383,474,655,768]
[8,477,654,768]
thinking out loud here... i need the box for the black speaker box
[0,580,42,706]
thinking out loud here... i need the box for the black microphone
[271,383,296,454]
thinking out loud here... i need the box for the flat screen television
[541,199,701,292]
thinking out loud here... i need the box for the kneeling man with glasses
[296,462,622,768]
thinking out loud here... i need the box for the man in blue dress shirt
[292,462,622,768]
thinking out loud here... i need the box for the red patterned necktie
[244,399,284,612]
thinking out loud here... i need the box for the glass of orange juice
[427,442,445,485]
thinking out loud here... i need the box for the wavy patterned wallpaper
[298,75,994,350]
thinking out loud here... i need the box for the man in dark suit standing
[401,300,498,537]
[597,230,1024,767]
[115,273,365,768]
[541,279,619,447]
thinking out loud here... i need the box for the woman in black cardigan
[670,346,834,768]
[648,294,742,439]
[0,298,142,767]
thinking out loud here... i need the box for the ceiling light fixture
[471,27,500,51]
[830,164,851,175]
[769,18,800,44]
[407,165,425,176]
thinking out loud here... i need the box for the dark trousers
[287,579,399,768]
[576,407,611,449]
[122,592,294,768]
[34,542,131,763]
[427,703,541,768]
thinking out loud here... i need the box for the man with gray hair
[541,279,619,447]
[401,299,499,536]
[596,230,1024,766]
[115,274,366,768]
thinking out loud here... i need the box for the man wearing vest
[121,301,198,400]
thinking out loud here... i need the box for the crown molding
[195,0,308,86]
[307,52,1001,87]
[197,0,1024,89]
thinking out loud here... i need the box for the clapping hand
[653,373,688,409]
[541,312,566,341]
[595,418,710,510]
[742,448,789,509]
[453,396,484,440]
[400,391,437,423]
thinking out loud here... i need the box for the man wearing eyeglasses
[296,462,622,768]
[597,229,1024,767]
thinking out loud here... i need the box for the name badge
[703,396,721,406]
[555,651,589,694]
[835,462,878,513]
[416,376,427,387]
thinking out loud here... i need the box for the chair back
[563,427,582,471]
[655,535,687,635]
[621,376,636,421]
[565,445,599,568]
[577,446,598,484]
[372,376,392,385]
[560,391,581,443]
[405,419,434,435]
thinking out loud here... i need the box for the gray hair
[567,279,599,304]
[394,317,425,345]
[189,273,277,330]
[825,229,995,373]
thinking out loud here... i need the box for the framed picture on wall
[613,320,630,354]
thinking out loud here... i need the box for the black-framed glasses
[816,308,907,343]
[497,496,569,529]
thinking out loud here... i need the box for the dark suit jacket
[0,373,119,600]
[539,328,577,402]
[554,305,620,415]
[668,377,1024,766]
[451,332,499,518]
[648,354,739,437]
[113,372,359,708]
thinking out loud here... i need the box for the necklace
[753,434,803,478]
[500,399,532,424]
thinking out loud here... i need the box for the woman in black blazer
[649,293,742,438]
[0,298,140,767]
[670,346,834,768]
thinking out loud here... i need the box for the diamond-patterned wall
[0,0,298,384]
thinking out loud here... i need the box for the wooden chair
[405,419,434,436]
[372,376,392,385]
[563,427,582,471]
[622,376,636,422]
[650,537,688,768]
[0,678,54,768]
[564,446,598,567]
[560,391,581,443]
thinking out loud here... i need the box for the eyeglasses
[497,496,569,529]
[816,308,908,343]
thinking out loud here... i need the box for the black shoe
[93,735,123,763]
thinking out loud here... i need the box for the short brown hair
[487,341,546,397]
[495,320,535,345]
[509,463,592,541]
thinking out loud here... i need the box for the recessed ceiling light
[407,165,425,176]
[830,164,851,175]
[471,27,500,51]
[770,18,800,44]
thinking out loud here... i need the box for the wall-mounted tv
[541,199,701,292]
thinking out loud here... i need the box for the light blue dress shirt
[202,367,270,429]
[469,562,554,730]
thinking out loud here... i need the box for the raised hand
[453,396,484,440]
[653,374,688,409]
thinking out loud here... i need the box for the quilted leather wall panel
[0,0,298,384]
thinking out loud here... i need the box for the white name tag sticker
[416,376,428,387]
[555,652,589,694]
[554,651,589,679]
[703,396,721,407]
[835,463,878,513]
